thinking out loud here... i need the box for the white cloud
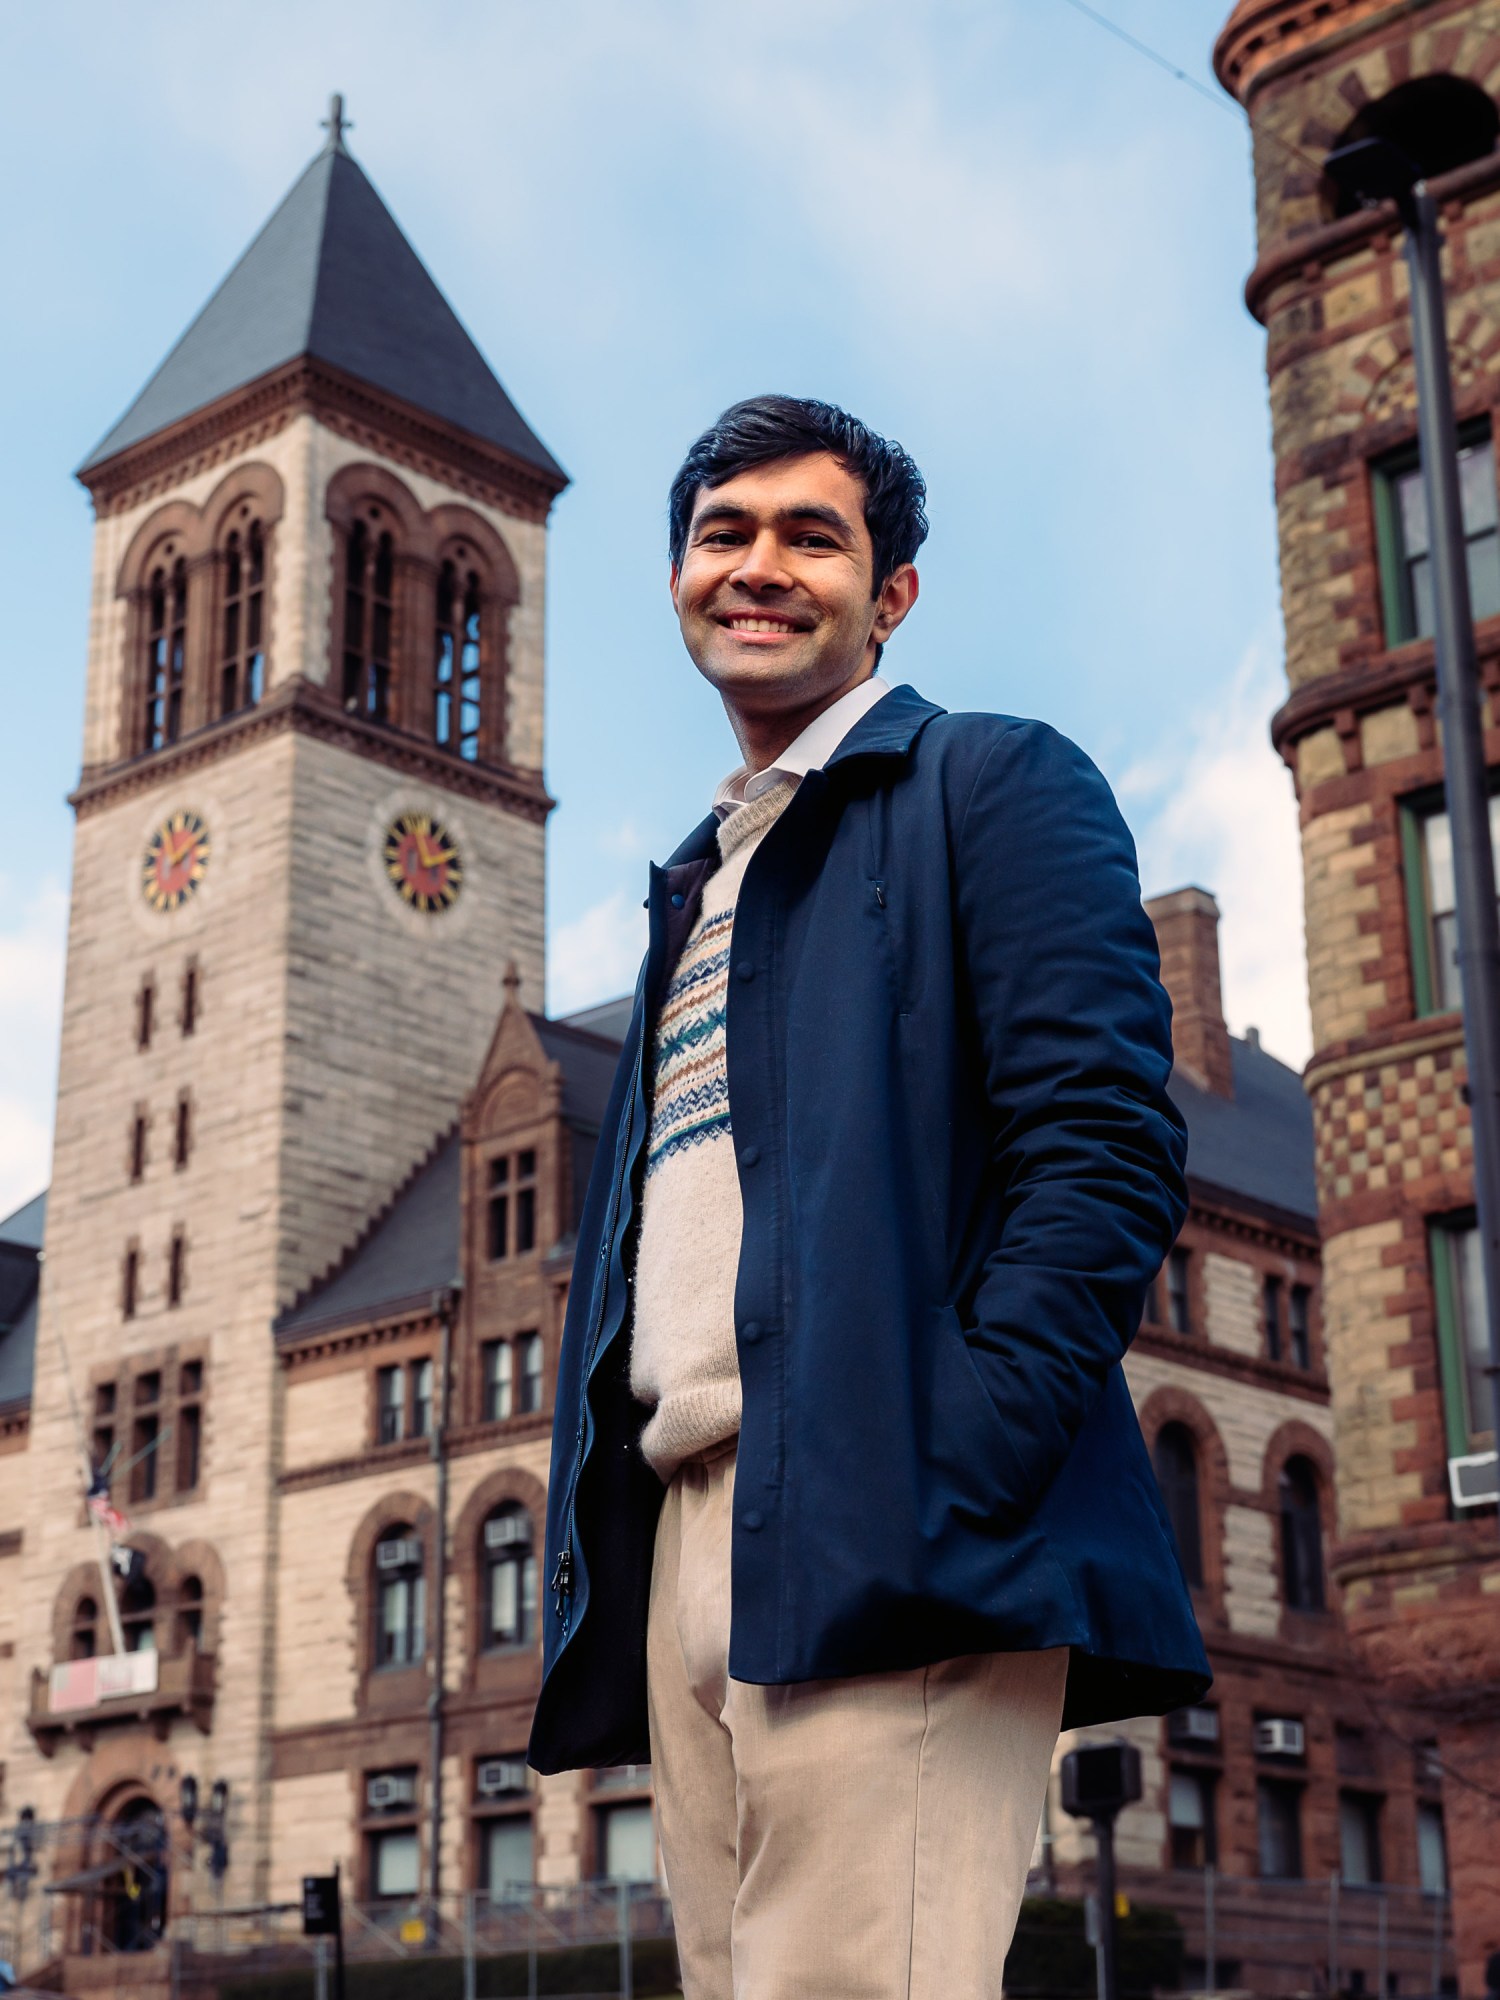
[549,888,647,1019]
[0,874,67,1218]
[1120,636,1311,1073]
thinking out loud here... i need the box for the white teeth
[727,618,798,633]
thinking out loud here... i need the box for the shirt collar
[712,675,891,816]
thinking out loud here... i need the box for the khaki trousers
[646,1444,1068,2000]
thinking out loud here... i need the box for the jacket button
[735,961,755,982]
[670,892,685,908]
[741,1320,762,1345]
[742,1509,764,1532]
[739,1144,760,1168]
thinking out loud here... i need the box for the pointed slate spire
[79,100,564,484]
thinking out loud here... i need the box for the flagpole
[53,1316,127,1657]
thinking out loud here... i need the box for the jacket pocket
[928,1302,1039,1523]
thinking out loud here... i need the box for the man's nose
[729,531,791,591]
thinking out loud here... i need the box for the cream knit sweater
[630,777,797,1480]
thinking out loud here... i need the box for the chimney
[1145,886,1234,1098]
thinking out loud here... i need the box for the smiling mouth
[718,615,809,635]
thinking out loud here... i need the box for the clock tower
[6,99,565,1914]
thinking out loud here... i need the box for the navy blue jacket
[529,685,1211,1773]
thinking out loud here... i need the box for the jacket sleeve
[953,719,1188,1514]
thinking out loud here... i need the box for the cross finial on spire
[322,93,352,152]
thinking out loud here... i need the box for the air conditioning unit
[485,1514,531,1551]
[1449,1450,1499,1509]
[376,1538,421,1572]
[476,1758,529,1799]
[1255,1718,1306,1759]
[1168,1706,1220,1747]
[367,1772,417,1811]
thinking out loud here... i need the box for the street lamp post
[1326,137,1500,1516]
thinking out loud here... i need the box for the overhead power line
[1053,0,1236,113]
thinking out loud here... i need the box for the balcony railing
[27,1645,215,1751]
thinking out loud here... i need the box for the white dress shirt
[712,674,891,818]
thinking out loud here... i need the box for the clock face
[383,811,463,913]
[142,810,210,912]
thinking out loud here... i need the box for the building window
[179,1574,204,1649]
[181,961,199,1036]
[1279,1456,1326,1611]
[144,557,188,750]
[1339,1791,1384,1887]
[167,1229,186,1308]
[1168,1768,1217,1870]
[482,1340,513,1423]
[92,1382,117,1481]
[1417,1801,1448,1897]
[481,1815,534,1901]
[1152,1422,1204,1589]
[375,1527,425,1667]
[488,1150,538,1261]
[1430,1216,1497,1471]
[1256,1778,1303,1879]
[434,561,483,761]
[71,1595,99,1661]
[1289,1284,1312,1370]
[136,977,155,1051]
[178,1360,203,1492]
[596,1801,656,1884]
[342,520,395,724]
[482,1504,537,1651]
[130,1110,147,1184]
[1263,1275,1283,1362]
[410,1358,434,1440]
[516,1332,544,1415]
[121,1573,156,1654]
[220,521,266,716]
[1373,423,1500,647]
[174,1093,192,1170]
[377,1365,405,1445]
[368,1826,420,1901]
[1400,786,1500,1017]
[1167,1248,1192,1334]
[130,1372,163,1504]
[123,1245,140,1320]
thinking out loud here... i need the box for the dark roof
[534,1014,626,1131]
[275,1011,628,1338]
[560,995,635,1044]
[0,1192,43,1408]
[275,1127,461,1338]
[79,138,565,483]
[0,1190,46,1250]
[1170,1035,1317,1230]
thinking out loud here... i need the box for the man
[530,395,1210,1998]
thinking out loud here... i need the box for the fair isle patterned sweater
[630,776,798,1479]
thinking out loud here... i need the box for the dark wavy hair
[667,394,929,593]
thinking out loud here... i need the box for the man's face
[669,452,917,720]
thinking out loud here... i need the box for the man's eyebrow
[690,500,859,540]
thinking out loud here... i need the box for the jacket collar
[661,684,944,871]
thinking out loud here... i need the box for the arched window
[1325,77,1500,220]
[220,523,266,716]
[121,1574,156,1654]
[375,1524,425,1667]
[434,561,483,761]
[71,1595,99,1660]
[1279,1456,1326,1611]
[179,1575,204,1650]
[144,558,188,750]
[481,1504,537,1652]
[343,521,395,724]
[1153,1422,1204,1589]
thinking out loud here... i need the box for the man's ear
[872,564,919,644]
[669,561,682,616]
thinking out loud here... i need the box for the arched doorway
[93,1796,169,1954]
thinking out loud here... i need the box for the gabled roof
[79,134,565,484]
[1170,1034,1317,1231]
[0,1190,43,1408]
[0,1190,46,1251]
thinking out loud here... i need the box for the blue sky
[0,0,1307,1215]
